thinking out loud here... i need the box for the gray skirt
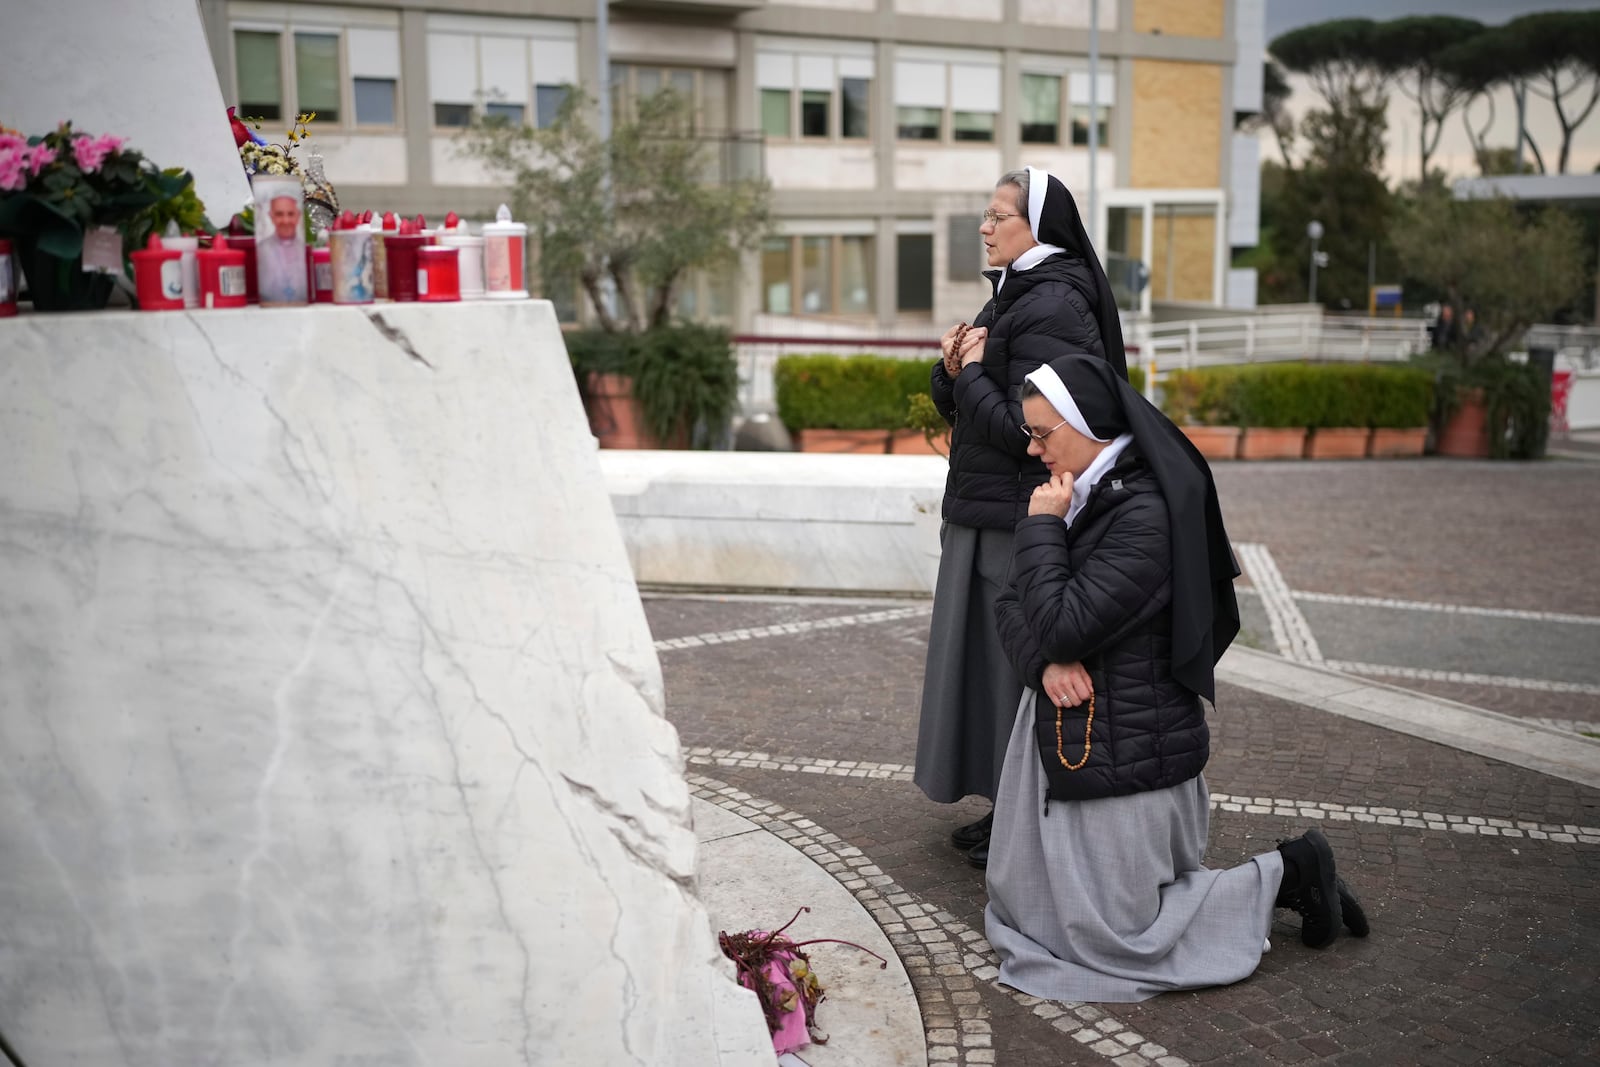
[913,523,1023,804]
[984,691,1282,1003]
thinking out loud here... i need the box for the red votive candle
[311,246,333,303]
[382,233,426,302]
[130,235,185,311]
[197,243,249,308]
[221,234,259,303]
[417,246,460,302]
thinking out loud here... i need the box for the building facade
[198,0,1264,333]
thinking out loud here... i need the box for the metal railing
[733,311,1586,414]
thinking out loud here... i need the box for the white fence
[733,310,1433,414]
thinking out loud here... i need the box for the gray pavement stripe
[1532,717,1600,735]
[1290,591,1600,627]
[1236,542,1324,664]
[1328,660,1600,697]
[654,605,932,652]
[688,773,1191,1067]
[682,749,1600,846]
[1218,645,1600,790]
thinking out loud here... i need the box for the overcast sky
[1260,0,1600,181]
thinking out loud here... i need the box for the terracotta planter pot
[1369,427,1427,458]
[582,372,688,449]
[889,428,949,455]
[1305,427,1372,459]
[795,428,894,453]
[1179,425,1241,461]
[1436,387,1490,458]
[1239,427,1307,460]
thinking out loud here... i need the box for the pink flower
[0,148,25,192]
[26,144,57,177]
[71,133,123,173]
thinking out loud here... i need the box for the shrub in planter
[775,354,933,433]
[567,324,739,448]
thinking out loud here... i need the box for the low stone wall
[602,451,948,595]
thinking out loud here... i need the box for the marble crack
[365,311,436,369]
[560,774,695,895]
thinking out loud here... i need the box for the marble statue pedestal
[0,303,774,1066]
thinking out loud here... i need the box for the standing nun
[916,167,1127,869]
[987,353,1369,1002]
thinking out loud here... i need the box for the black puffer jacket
[931,253,1108,530]
[993,448,1208,804]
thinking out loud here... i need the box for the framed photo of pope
[251,176,308,305]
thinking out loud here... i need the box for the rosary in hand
[946,323,971,377]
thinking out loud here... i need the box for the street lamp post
[1307,219,1325,305]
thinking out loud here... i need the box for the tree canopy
[458,89,772,332]
[1367,16,1484,178]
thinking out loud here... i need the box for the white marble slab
[696,801,928,1067]
[601,451,948,594]
[0,304,773,1066]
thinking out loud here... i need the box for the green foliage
[1419,352,1551,460]
[457,88,772,332]
[1160,363,1433,430]
[775,355,933,431]
[1392,188,1589,362]
[567,324,739,446]
[904,393,949,457]
[0,122,195,260]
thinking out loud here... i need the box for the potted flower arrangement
[0,122,195,310]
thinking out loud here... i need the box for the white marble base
[602,451,948,595]
[0,304,773,1066]
[694,799,928,1067]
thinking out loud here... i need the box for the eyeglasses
[982,209,1020,226]
[1020,417,1069,443]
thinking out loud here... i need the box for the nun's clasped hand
[1042,661,1093,708]
[1029,473,1074,517]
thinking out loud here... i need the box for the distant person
[256,191,308,305]
[985,352,1369,1002]
[915,167,1128,870]
[1430,304,1457,351]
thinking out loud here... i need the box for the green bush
[777,354,1146,432]
[775,354,933,430]
[1160,363,1433,429]
[566,324,739,446]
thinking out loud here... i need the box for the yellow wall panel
[1130,60,1223,189]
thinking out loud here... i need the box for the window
[614,64,732,134]
[294,33,341,122]
[354,78,396,125]
[947,215,984,281]
[425,20,578,130]
[896,234,933,312]
[757,47,874,141]
[1020,73,1061,144]
[232,21,401,128]
[1069,71,1115,147]
[235,31,282,120]
[842,77,870,138]
[894,55,1000,145]
[762,234,876,317]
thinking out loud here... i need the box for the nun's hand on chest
[1029,473,1074,518]
[959,327,988,368]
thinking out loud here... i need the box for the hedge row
[775,353,1147,430]
[1160,363,1434,429]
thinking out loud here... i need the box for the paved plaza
[650,457,1600,1066]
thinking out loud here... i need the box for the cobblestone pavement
[646,460,1600,1067]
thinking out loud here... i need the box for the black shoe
[1337,876,1370,937]
[950,810,994,851]
[1276,828,1342,949]
[966,839,989,870]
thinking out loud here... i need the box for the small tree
[1392,188,1588,457]
[1392,190,1587,363]
[458,89,772,332]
